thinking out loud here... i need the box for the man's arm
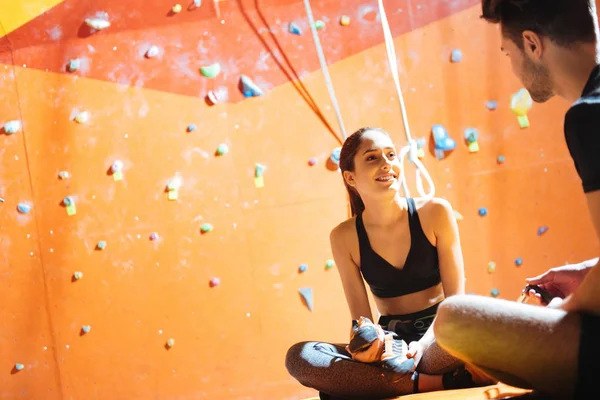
[561,191,600,315]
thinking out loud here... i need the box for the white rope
[302,0,348,140]
[377,0,435,199]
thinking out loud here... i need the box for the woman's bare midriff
[373,282,445,317]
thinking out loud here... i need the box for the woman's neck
[361,194,408,227]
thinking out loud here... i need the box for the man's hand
[526,262,593,299]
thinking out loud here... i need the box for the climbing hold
[146,45,160,58]
[166,177,182,200]
[515,257,523,267]
[58,171,70,180]
[4,120,22,134]
[416,137,426,159]
[0,198,4,203]
[239,75,264,97]
[298,287,314,311]
[216,143,229,156]
[172,4,183,13]
[464,128,479,153]
[314,20,325,30]
[81,325,91,334]
[537,226,549,236]
[487,262,496,274]
[486,100,498,110]
[111,160,124,181]
[194,0,201,6]
[299,264,308,273]
[289,22,302,35]
[431,124,456,160]
[340,15,351,26]
[200,63,221,78]
[63,196,76,216]
[200,223,213,233]
[308,157,317,166]
[510,88,533,128]
[96,241,107,250]
[491,288,500,297]
[74,111,89,124]
[166,338,175,348]
[497,155,505,164]
[453,210,464,221]
[478,207,487,216]
[73,271,83,280]
[68,59,81,72]
[325,259,335,270]
[17,203,31,214]
[149,232,160,241]
[254,163,266,188]
[14,363,24,371]
[187,124,196,132]
[450,49,463,63]
[85,17,111,31]
[209,277,220,287]
[330,147,341,165]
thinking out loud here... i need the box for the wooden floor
[303,383,547,400]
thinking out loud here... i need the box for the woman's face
[344,130,401,197]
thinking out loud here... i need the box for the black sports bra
[355,198,441,298]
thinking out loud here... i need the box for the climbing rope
[302,0,348,140]
[303,0,435,198]
[377,0,435,199]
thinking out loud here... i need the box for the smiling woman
[285,127,496,399]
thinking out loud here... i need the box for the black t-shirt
[564,64,600,193]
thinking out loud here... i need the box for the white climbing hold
[146,46,160,58]
[166,338,175,347]
[68,59,81,72]
[194,0,202,6]
[4,120,22,134]
[85,17,111,30]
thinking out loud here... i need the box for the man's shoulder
[566,91,600,129]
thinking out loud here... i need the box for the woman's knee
[285,341,309,376]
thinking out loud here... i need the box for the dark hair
[339,127,391,216]
[481,0,597,49]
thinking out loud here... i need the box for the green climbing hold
[200,223,213,233]
[200,63,221,78]
[491,288,500,297]
[325,259,335,270]
[314,20,325,30]
[216,143,229,156]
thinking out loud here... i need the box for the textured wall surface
[0,0,596,399]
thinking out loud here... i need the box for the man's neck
[552,43,599,103]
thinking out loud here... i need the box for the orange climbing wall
[0,0,597,399]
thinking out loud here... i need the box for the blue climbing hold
[187,124,196,132]
[289,22,302,35]
[330,147,342,165]
[97,241,107,250]
[497,155,505,164]
[515,257,523,266]
[450,49,463,63]
[299,264,308,273]
[537,226,549,236]
[478,207,487,216]
[491,288,500,297]
[298,287,314,311]
[432,125,456,160]
[486,100,498,110]
[239,75,264,97]
[17,203,31,214]
[464,128,479,143]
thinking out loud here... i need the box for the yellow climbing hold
[172,4,183,13]
[340,15,350,26]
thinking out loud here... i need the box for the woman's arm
[330,224,373,321]
[432,198,466,297]
[409,199,466,358]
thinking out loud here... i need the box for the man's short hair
[481,0,597,48]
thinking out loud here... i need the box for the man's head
[481,0,598,102]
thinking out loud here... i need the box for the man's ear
[522,30,544,60]
[343,170,356,187]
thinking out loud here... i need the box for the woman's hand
[406,341,424,367]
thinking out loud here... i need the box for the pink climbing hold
[209,277,220,288]
[308,157,317,166]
